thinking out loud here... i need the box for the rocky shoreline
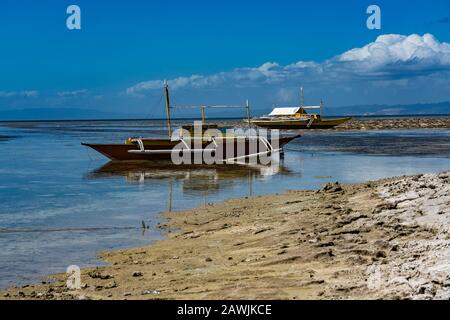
[220,116,450,131]
[331,116,450,131]
[1,116,449,133]
[1,170,449,300]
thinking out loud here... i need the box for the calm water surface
[0,120,449,288]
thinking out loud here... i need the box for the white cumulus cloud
[125,33,450,96]
[126,61,316,95]
[57,89,88,97]
[334,33,450,76]
[0,90,39,98]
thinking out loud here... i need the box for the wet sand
[2,170,449,300]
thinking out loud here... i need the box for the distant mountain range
[0,102,449,121]
[0,108,141,121]
[324,101,450,116]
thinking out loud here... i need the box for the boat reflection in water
[87,158,290,210]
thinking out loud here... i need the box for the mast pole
[164,80,172,137]
[201,107,205,126]
[300,86,304,108]
[320,99,323,118]
[245,99,251,127]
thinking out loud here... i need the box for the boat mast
[201,107,205,126]
[320,99,323,118]
[164,80,172,137]
[300,86,304,108]
[245,99,251,127]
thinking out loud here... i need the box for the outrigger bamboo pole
[164,80,172,137]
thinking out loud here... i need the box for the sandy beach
[1,169,449,300]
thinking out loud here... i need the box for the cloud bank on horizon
[0,90,39,98]
[127,33,450,96]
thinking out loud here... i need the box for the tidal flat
[0,117,448,296]
[2,170,449,300]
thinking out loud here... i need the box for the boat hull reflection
[87,160,289,195]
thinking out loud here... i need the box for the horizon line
[1,113,450,123]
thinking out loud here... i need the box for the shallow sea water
[0,120,449,288]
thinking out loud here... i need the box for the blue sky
[0,0,450,118]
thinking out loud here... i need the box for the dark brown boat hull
[82,136,299,162]
[82,142,175,161]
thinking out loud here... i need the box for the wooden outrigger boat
[246,88,351,129]
[82,81,300,163]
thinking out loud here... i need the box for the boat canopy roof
[301,106,321,109]
[269,107,300,116]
